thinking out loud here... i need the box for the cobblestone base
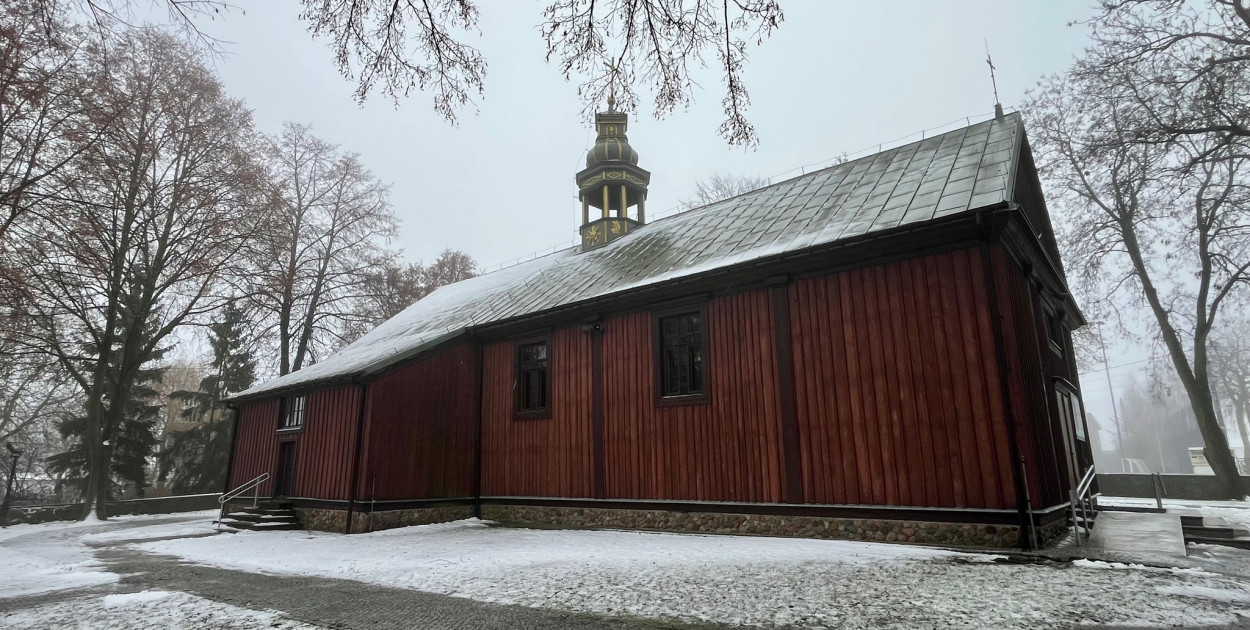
[480,504,1023,548]
[1035,517,1072,548]
[291,505,474,533]
[350,506,476,533]
[294,507,345,533]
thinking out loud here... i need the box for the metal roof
[233,113,1025,400]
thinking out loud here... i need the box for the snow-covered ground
[1,589,317,629]
[1099,495,1250,529]
[139,518,1250,629]
[0,510,219,599]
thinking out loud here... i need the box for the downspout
[345,378,369,534]
[221,404,241,495]
[472,333,485,519]
[977,205,1035,550]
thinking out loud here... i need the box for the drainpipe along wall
[344,379,369,534]
[977,205,1036,549]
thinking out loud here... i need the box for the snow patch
[139,518,1250,629]
[2,590,317,629]
[101,590,173,606]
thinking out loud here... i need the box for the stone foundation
[349,505,476,533]
[294,507,344,532]
[480,504,1025,548]
[1035,515,1073,548]
[292,505,475,534]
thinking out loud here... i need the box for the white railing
[1069,466,1098,546]
[215,473,269,527]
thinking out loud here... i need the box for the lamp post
[1,443,23,527]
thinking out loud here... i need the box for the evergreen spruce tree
[158,302,255,494]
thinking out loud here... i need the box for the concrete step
[1186,535,1250,550]
[225,512,300,525]
[221,518,302,531]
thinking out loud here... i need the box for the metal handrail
[215,473,269,527]
[1070,466,1098,546]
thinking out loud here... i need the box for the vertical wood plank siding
[228,399,279,496]
[789,249,1015,510]
[359,343,478,500]
[601,291,785,502]
[291,386,360,500]
[237,246,1069,515]
[991,245,1065,508]
[480,328,594,497]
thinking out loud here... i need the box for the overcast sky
[184,0,1183,448]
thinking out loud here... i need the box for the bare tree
[678,173,768,210]
[5,28,263,517]
[1210,318,1250,466]
[346,248,477,342]
[1029,50,1250,497]
[1087,1,1250,156]
[38,0,786,147]
[422,247,477,291]
[0,2,100,244]
[250,123,397,376]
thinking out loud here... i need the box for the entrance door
[275,441,297,497]
[1052,379,1091,490]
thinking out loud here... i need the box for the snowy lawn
[1099,495,1250,529]
[0,510,218,599]
[0,589,317,629]
[139,518,1250,629]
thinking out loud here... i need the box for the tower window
[516,339,551,419]
[656,309,708,403]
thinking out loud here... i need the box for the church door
[275,441,298,497]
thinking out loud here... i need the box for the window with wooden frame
[515,338,551,419]
[278,395,306,432]
[1044,308,1066,358]
[655,308,708,404]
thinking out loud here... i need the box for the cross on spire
[605,58,621,111]
[985,40,1004,119]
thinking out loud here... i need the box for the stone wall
[349,505,476,533]
[5,493,221,526]
[480,504,1027,548]
[291,504,475,534]
[1097,473,1250,501]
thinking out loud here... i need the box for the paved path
[1086,511,1187,557]
[0,518,730,630]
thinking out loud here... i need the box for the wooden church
[224,101,1093,549]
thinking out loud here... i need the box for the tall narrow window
[659,312,704,398]
[516,340,550,417]
[279,395,306,431]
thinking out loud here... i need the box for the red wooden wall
[601,293,785,502]
[992,246,1069,508]
[228,399,279,496]
[788,249,1015,510]
[359,343,479,500]
[480,328,594,497]
[290,386,361,500]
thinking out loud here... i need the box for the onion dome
[585,96,639,167]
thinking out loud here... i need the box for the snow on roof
[234,113,1024,400]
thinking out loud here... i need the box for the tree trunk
[1119,216,1245,499]
[1236,396,1250,473]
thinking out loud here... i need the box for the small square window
[659,312,705,398]
[279,395,305,431]
[516,340,550,417]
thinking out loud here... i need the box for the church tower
[576,95,650,250]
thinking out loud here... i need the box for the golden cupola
[576,95,650,250]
